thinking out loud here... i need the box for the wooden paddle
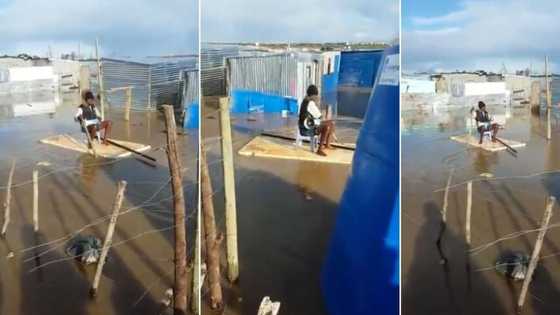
[105,139,157,162]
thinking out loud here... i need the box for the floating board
[238,136,353,164]
[40,134,151,158]
[450,134,526,152]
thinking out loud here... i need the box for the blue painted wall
[337,50,384,118]
[230,89,298,114]
[183,102,199,129]
[322,45,400,315]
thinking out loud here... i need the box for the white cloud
[202,0,398,43]
[0,0,198,57]
[404,0,560,72]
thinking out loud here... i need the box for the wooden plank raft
[40,134,151,158]
[450,134,526,152]
[238,136,353,165]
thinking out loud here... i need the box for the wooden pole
[219,97,239,283]
[466,181,472,245]
[95,37,105,121]
[191,213,201,314]
[163,105,188,315]
[201,144,223,309]
[1,160,15,237]
[33,168,39,233]
[90,180,127,296]
[124,87,132,122]
[517,196,555,308]
[546,56,552,140]
[442,168,455,223]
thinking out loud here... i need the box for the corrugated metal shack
[201,44,239,96]
[226,52,322,114]
[82,56,197,113]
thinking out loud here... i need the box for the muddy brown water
[403,106,560,315]
[0,95,197,315]
[201,98,354,315]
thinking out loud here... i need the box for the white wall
[9,66,55,82]
[402,78,435,94]
[464,82,507,96]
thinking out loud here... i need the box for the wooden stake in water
[1,160,15,237]
[124,87,132,122]
[201,144,223,309]
[163,105,189,315]
[546,56,552,140]
[32,168,39,233]
[442,168,455,223]
[466,181,473,245]
[219,97,239,283]
[90,180,127,297]
[517,196,555,308]
[191,213,201,314]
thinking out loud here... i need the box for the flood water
[201,98,356,315]
[0,92,198,315]
[402,102,560,315]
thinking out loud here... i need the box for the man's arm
[307,101,322,119]
[74,107,83,122]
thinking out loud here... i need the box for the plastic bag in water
[495,251,530,281]
[65,235,102,265]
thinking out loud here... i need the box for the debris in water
[6,252,14,259]
[161,288,173,307]
[495,251,530,281]
[257,296,281,315]
[480,173,494,178]
[65,235,102,265]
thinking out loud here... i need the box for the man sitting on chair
[472,101,499,144]
[74,91,112,147]
[298,84,335,156]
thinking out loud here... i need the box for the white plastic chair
[482,130,493,143]
[294,126,319,152]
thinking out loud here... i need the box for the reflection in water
[78,154,99,189]
[472,150,499,174]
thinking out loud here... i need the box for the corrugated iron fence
[201,44,239,96]
[182,69,199,107]
[228,53,321,101]
[85,57,197,111]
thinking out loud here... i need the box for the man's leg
[324,121,335,149]
[317,125,328,156]
[99,120,112,145]
[478,127,484,144]
[491,123,499,141]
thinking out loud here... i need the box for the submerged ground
[0,92,197,315]
[201,96,357,315]
[403,102,560,315]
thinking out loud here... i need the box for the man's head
[84,91,95,106]
[306,84,319,97]
[478,101,486,110]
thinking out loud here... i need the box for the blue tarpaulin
[321,45,400,315]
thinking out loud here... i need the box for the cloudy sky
[0,0,198,58]
[202,0,398,44]
[403,0,560,73]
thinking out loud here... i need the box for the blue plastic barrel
[321,45,400,315]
